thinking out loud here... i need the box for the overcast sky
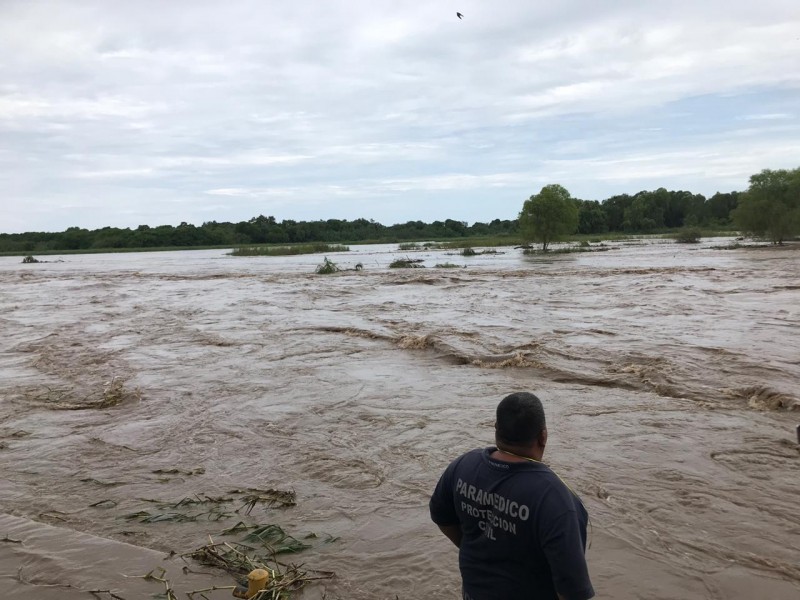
[2,0,799,233]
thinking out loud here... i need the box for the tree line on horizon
[518,167,799,250]
[3,170,795,253]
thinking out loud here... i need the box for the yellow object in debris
[246,569,270,597]
[232,569,270,599]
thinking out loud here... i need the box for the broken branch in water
[186,584,238,599]
[89,499,118,508]
[89,591,127,600]
[122,567,178,600]
[39,510,68,522]
[1,535,23,544]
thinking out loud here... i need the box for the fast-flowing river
[1,238,798,599]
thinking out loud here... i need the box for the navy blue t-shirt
[430,448,594,600]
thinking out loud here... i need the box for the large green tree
[734,168,800,244]
[519,184,579,251]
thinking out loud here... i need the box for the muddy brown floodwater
[0,238,798,599]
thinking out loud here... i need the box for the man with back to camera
[430,392,594,600]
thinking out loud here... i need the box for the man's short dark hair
[496,392,546,445]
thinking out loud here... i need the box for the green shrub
[315,257,340,274]
[461,248,477,256]
[22,255,40,263]
[389,258,425,268]
[675,228,702,244]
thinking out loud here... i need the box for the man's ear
[539,428,548,449]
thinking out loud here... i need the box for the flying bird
[456,12,464,19]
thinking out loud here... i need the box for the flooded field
[1,239,798,599]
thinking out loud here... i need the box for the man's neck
[493,443,544,463]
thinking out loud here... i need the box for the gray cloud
[1,0,799,232]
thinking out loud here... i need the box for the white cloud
[1,0,799,232]
[739,113,792,121]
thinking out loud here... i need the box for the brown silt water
[0,238,798,599]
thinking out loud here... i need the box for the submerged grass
[24,377,141,410]
[314,257,340,274]
[230,243,349,257]
[389,257,425,268]
[236,489,297,514]
[674,228,703,243]
[523,245,613,255]
[459,248,502,256]
[242,524,312,554]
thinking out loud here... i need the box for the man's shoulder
[534,471,587,517]
[448,447,485,468]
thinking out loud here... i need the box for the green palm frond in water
[243,524,311,554]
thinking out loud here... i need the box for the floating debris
[389,257,425,268]
[1,535,23,544]
[80,477,126,487]
[25,378,141,410]
[315,257,340,274]
[234,488,297,514]
[183,536,334,599]
[243,525,311,554]
[91,487,331,597]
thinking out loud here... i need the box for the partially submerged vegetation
[389,257,425,268]
[184,534,335,599]
[433,263,465,268]
[314,257,363,274]
[25,377,141,410]
[714,240,793,250]
[398,242,422,250]
[87,488,336,598]
[674,228,702,243]
[315,257,340,274]
[459,248,502,256]
[230,243,349,256]
[522,243,612,255]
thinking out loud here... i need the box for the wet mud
[0,240,798,598]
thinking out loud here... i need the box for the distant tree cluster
[518,167,797,250]
[3,167,796,253]
[0,216,518,253]
[571,188,735,235]
[518,184,741,249]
